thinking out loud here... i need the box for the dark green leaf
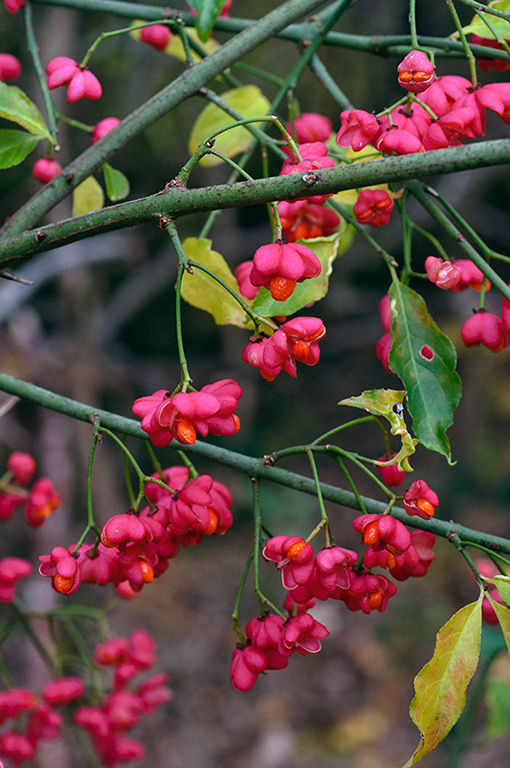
[0,129,40,169]
[186,0,227,42]
[388,279,461,462]
[103,162,130,202]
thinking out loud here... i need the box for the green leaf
[103,162,130,202]
[0,129,40,168]
[188,85,271,167]
[180,237,250,327]
[488,594,510,655]
[388,279,462,463]
[461,0,510,38]
[338,389,418,471]
[187,0,227,42]
[486,678,510,738]
[487,575,510,605]
[72,176,105,217]
[403,597,483,767]
[0,82,52,141]
[251,229,353,317]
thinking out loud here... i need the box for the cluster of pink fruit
[0,451,60,528]
[0,631,170,767]
[231,485,438,692]
[39,465,233,597]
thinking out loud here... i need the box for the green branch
[3,139,510,266]
[0,371,509,555]
[27,0,510,61]
[0,0,329,241]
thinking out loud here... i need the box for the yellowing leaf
[338,389,418,471]
[251,228,352,318]
[180,237,249,327]
[72,176,105,217]
[188,85,270,166]
[130,21,219,61]
[402,597,483,767]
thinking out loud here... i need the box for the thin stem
[73,419,102,550]
[411,222,450,260]
[398,190,414,282]
[311,416,384,446]
[167,221,193,390]
[98,427,146,484]
[409,0,419,50]
[472,6,510,61]
[187,259,276,332]
[23,1,58,147]
[423,184,495,260]
[309,54,353,110]
[304,448,330,544]
[80,20,174,68]
[231,548,254,643]
[231,61,285,87]
[123,435,136,507]
[333,455,368,515]
[445,0,478,86]
[175,450,199,479]
[407,181,510,303]
[455,0,510,24]
[10,601,56,672]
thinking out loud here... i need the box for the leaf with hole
[388,279,461,463]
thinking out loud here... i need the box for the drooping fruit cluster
[0,451,60,528]
[232,495,437,691]
[39,466,233,597]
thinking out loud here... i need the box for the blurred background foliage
[1,0,510,766]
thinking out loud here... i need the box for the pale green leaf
[251,228,353,318]
[461,0,510,38]
[402,597,482,767]
[486,679,510,738]
[180,237,250,327]
[72,176,105,217]
[0,129,40,168]
[338,389,418,471]
[188,86,271,167]
[0,82,52,140]
[487,575,510,605]
[489,594,510,655]
[103,162,130,202]
[388,279,462,463]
